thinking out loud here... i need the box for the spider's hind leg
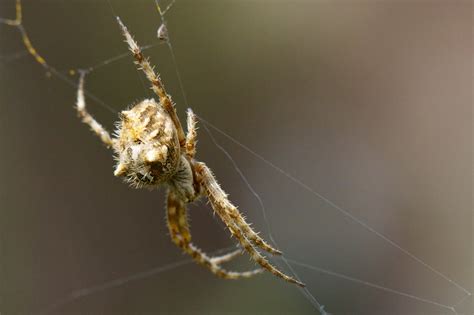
[166,189,263,280]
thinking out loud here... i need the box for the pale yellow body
[74,17,304,287]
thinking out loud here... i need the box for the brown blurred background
[0,1,472,314]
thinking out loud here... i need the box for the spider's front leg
[185,113,280,256]
[196,163,305,287]
[166,189,263,280]
[116,17,186,149]
[185,108,197,159]
[75,72,114,148]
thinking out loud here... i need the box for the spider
[74,16,304,288]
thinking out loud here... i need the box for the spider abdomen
[112,99,181,188]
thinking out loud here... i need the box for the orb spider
[74,16,304,287]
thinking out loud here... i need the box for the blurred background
[0,0,472,314]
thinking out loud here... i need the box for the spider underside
[74,16,304,288]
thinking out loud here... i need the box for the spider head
[113,99,181,188]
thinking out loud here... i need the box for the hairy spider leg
[166,189,263,279]
[76,72,114,148]
[116,17,186,149]
[187,112,281,255]
[196,163,305,287]
[185,108,198,159]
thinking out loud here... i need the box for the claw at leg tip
[116,16,124,28]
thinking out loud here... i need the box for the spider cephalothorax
[74,16,304,287]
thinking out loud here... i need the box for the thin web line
[452,294,472,310]
[83,43,164,74]
[286,258,458,314]
[200,122,327,313]
[199,120,467,315]
[37,246,237,315]
[195,116,472,297]
[154,0,190,109]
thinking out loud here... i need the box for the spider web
[0,1,472,314]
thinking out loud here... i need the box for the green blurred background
[0,1,471,314]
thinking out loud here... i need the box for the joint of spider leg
[0,0,21,26]
[133,52,144,63]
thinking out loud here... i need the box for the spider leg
[209,248,243,265]
[194,162,281,255]
[196,163,305,287]
[116,17,186,148]
[166,189,263,280]
[185,108,197,159]
[76,71,114,148]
